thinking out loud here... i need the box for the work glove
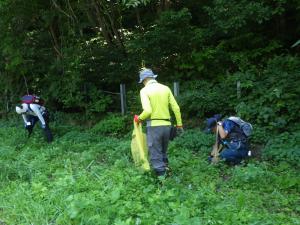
[134,115,141,124]
[176,126,184,136]
[24,121,31,127]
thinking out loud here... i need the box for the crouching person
[206,114,252,165]
[16,95,53,143]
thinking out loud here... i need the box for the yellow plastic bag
[131,121,150,172]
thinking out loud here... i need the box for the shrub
[250,125,270,144]
[262,131,300,167]
[178,55,300,134]
[234,55,300,129]
[91,114,130,137]
[178,80,232,118]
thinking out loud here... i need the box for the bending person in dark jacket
[16,103,53,143]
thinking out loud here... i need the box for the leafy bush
[91,114,131,136]
[250,125,270,144]
[234,56,300,129]
[177,55,300,134]
[262,131,300,167]
[178,80,232,118]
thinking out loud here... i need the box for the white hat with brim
[16,105,28,114]
[139,69,158,83]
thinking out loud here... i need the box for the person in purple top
[205,114,250,164]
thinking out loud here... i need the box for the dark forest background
[0,0,299,130]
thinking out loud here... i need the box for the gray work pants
[146,126,171,174]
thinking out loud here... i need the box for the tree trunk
[92,0,114,46]
[135,8,144,31]
[49,21,63,60]
[157,0,171,13]
[106,0,125,50]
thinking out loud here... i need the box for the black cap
[204,114,222,133]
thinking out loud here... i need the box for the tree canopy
[0,0,299,128]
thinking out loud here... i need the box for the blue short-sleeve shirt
[222,119,235,134]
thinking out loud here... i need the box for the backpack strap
[27,104,32,112]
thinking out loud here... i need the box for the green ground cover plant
[0,1,299,223]
[0,119,299,224]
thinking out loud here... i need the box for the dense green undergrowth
[0,119,299,225]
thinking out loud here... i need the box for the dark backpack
[227,116,253,137]
[21,95,44,106]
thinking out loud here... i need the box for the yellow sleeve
[169,90,182,126]
[139,89,152,121]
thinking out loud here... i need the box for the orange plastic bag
[131,121,150,172]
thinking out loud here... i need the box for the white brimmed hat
[15,104,28,114]
[139,68,158,83]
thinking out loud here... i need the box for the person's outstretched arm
[29,104,46,127]
[168,90,182,126]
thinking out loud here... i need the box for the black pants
[26,113,53,143]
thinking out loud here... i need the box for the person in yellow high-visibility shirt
[134,68,183,177]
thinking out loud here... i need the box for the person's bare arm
[217,122,228,139]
